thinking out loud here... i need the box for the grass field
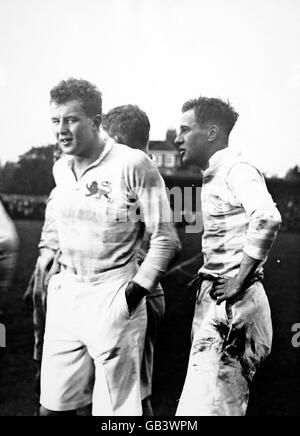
[0,220,299,416]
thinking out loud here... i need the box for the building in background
[149,129,181,174]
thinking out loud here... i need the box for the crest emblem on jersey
[85,181,112,202]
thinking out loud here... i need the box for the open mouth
[60,138,73,146]
[179,149,186,157]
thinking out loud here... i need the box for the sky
[0,0,299,176]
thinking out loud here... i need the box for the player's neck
[72,138,105,179]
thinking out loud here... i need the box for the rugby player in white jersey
[175,97,281,416]
[39,78,181,416]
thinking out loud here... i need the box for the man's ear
[207,124,219,142]
[92,114,102,130]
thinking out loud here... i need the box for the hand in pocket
[124,281,148,317]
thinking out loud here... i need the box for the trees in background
[285,165,300,181]
[0,145,55,195]
[0,141,299,196]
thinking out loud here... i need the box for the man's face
[50,99,96,157]
[175,109,210,169]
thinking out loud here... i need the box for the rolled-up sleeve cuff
[243,245,268,261]
[132,269,158,293]
[244,208,282,260]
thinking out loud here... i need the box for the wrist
[234,276,245,291]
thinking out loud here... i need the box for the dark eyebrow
[51,115,80,121]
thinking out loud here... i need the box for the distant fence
[1,175,300,231]
[0,194,47,220]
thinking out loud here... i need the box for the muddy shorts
[176,279,272,416]
[40,262,147,416]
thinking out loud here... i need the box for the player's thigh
[40,337,94,412]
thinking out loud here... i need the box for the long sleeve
[127,153,181,291]
[38,188,60,254]
[227,163,282,261]
[0,202,19,310]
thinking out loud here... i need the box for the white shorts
[40,262,147,416]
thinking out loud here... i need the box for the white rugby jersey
[44,139,180,291]
[200,148,282,278]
